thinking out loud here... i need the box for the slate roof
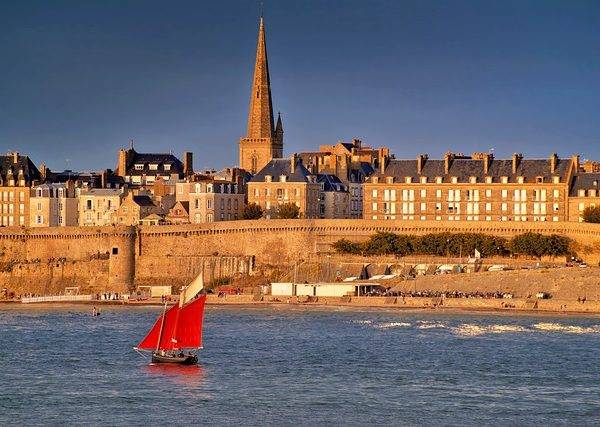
[0,154,41,185]
[126,151,184,177]
[375,157,571,183]
[569,174,600,196]
[317,174,348,192]
[132,195,156,207]
[250,159,314,183]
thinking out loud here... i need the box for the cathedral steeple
[239,16,284,174]
[247,16,274,139]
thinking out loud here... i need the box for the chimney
[550,153,558,173]
[444,152,454,174]
[101,169,108,188]
[12,152,19,164]
[379,155,388,175]
[483,153,493,175]
[290,153,297,173]
[571,154,580,171]
[512,153,522,174]
[118,149,127,177]
[417,154,428,174]
[183,152,193,176]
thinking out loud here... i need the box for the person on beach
[92,307,97,316]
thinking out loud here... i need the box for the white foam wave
[351,320,373,325]
[375,322,411,329]
[416,321,446,329]
[533,322,600,334]
[452,324,528,336]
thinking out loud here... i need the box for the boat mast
[155,299,168,353]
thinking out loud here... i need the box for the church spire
[246,16,275,139]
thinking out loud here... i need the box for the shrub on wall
[277,203,300,219]
[332,231,569,258]
[242,203,263,220]
[582,206,600,223]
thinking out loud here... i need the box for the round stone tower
[108,226,136,293]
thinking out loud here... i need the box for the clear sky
[1,0,599,172]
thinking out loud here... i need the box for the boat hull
[151,352,198,365]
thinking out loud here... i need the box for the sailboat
[134,273,207,364]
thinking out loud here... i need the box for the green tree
[582,206,600,223]
[277,203,300,219]
[332,238,363,254]
[242,203,263,220]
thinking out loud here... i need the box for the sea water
[0,305,599,425]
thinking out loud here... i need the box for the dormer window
[420,176,427,184]
[469,176,477,184]
[404,177,411,184]
[164,164,171,171]
[372,177,379,184]
[279,175,287,182]
[386,177,394,184]
[36,188,42,197]
[485,177,492,184]
[578,190,586,197]
[149,164,158,171]
[195,183,202,193]
[134,164,144,170]
[451,177,458,184]
[517,176,524,184]
[436,177,443,184]
[536,176,544,183]
[553,176,560,184]
[501,176,508,184]
[207,184,213,193]
[265,175,272,183]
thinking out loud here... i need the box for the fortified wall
[1,220,600,294]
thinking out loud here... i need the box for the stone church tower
[239,16,284,174]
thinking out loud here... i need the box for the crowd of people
[383,289,513,299]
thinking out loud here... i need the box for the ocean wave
[375,322,411,330]
[452,324,528,337]
[416,321,446,329]
[351,320,373,325]
[533,322,600,334]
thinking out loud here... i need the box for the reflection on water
[144,363,206,387]
[1,305,599,425]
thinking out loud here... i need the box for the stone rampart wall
[1,220,600,294]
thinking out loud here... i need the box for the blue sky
[1,0,599,171]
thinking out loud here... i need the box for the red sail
[136,295,207,351]
[136,303,179,350]
[172,294,207,349]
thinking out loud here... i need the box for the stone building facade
[363,152,578,222]
[30,183,78,227]
[188,179,245,223]
[0,152,40,227]
[568,173,600,222]
[248,155,320,219]
[317,174,350,219]
[239,17,283,174]
[78,188,125,226]
[111,193,162,226]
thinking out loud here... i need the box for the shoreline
[2,296,600,317]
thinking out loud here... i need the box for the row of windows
[1,191,26,202]
[192,198,240,210]
[1,215,26,226]
[372,202,560,215]
[373,176,562,185]
[371,188,561,202]
[133,163,172,171]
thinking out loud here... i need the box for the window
[485,177,492,184]
[451,177,458,184]
[149,164,158,170]
[420,189,426,198]
[436,177,442,184]
[553,176,560,184]
[112,247,119,255]
[420,176,427,184]
[36,188,42,197]
[277,189,284,199]
[372,189,378,198]
[134,164,144,170]
[207,199,213,209]
[501,177,508,184]
[86,200,92,210]
[164,164,171,171]
[485,189,492,198]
